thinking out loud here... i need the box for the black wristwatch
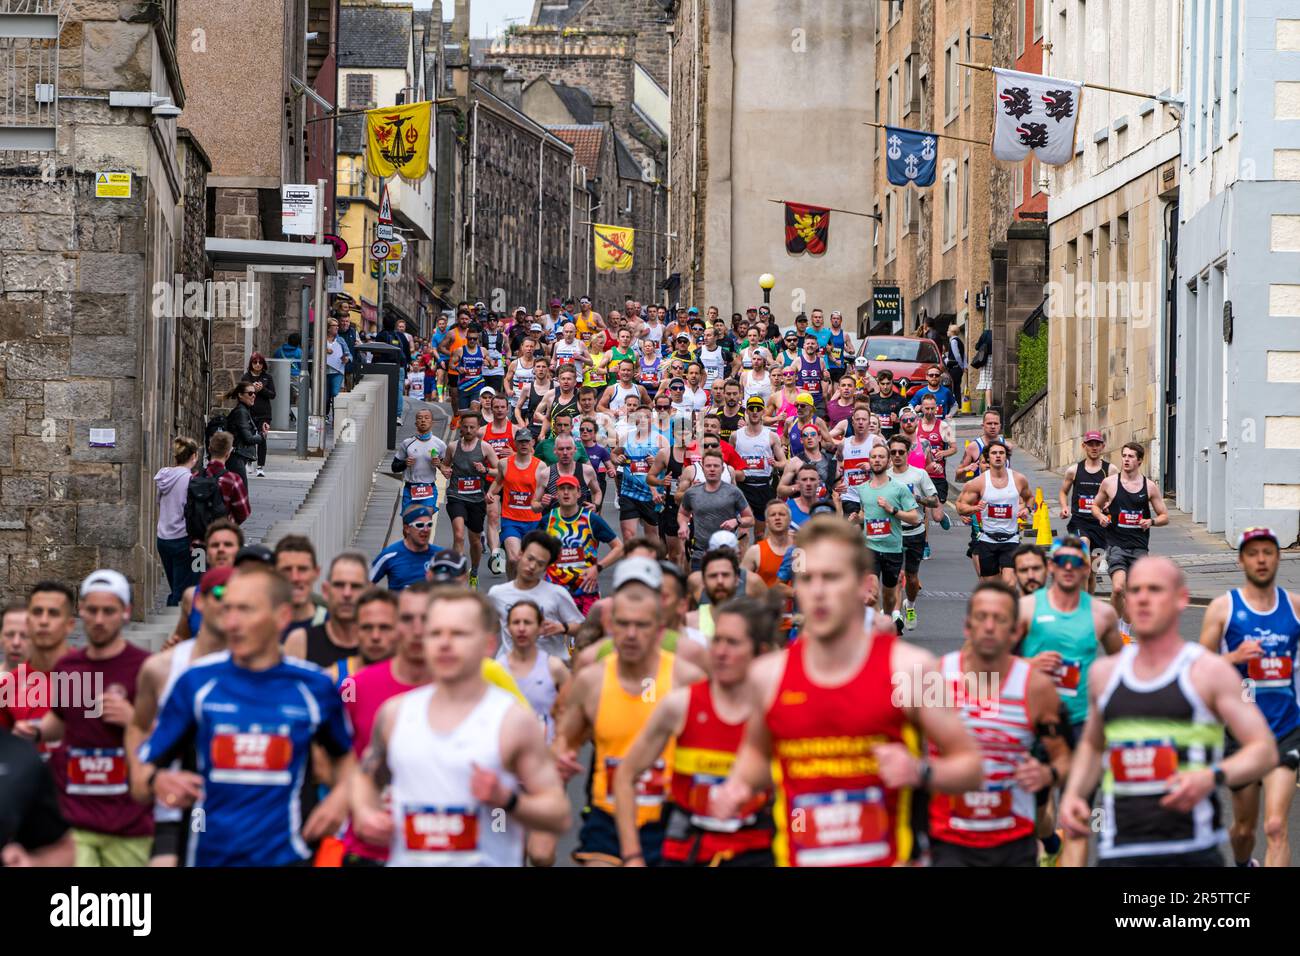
[1212,765,1227,787]
[917,758,932,791]
[503,790,520,814]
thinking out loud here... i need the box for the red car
[858,335,944,398]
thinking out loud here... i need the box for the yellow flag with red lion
[365,102,432,181]
[593,224,635,273]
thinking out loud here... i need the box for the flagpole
[579,221,677,238]
[766,199,878,219]
[863,120,990,147]
[956,61,1168,102]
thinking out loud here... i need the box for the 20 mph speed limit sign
[370,240,391,260]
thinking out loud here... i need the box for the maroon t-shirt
[49,642,153,838]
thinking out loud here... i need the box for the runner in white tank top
[977,468,1022,544]
[386,684,525,867]
[350,590,571,867]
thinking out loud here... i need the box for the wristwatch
[917,758,933,791]
[1212,765,1227,788]
[503,790,520,814]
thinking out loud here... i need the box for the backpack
[970,330,992,369]
[205,411,228,444]
[185,464,229,541]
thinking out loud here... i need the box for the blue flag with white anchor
[884,125,937,187]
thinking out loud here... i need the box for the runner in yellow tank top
[553,558,707,866]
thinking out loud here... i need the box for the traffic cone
[1034,487,1053,546]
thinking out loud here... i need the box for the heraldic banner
[594,224,635,273]
[785,202,829,256]
[884,126,937,187]
[365,101,433,180]
[991,68,1081,167]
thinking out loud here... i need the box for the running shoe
[892,609,904,635]
[488,548,506,576]
[1096,553,1108,575]
[1038,832,1064,868]
[1118,619,1133,645]
[468,573,479,590]
[904,603,917,631]
[256,467,265,478]
[939,512,951,531]
[922,543,931,561]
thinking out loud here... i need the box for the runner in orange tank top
[711,517,983,867]
[487,429,542,578]
[742,500,795,641]
[553,558,706,866]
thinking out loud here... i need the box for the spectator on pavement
[205,431,250,526]
[239,353,276,477]
[154,436,200,606]
[223,381,266,490]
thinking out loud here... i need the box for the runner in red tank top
[482,394,516,576]
[614,597,776,867]
[711,517,982,867]
[928,581,1069,867]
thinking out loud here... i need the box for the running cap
[745,396,766,408]
[549,298,562,307]
[1082,430,1104,444]
[675,332,691,342]
[428,549,469,581]
[234,544,275,567]
[668,378,686,389]
[555,474,580,489]
[198,566,235,595]
[479,386,496,398]
[80,569,131,607]
[708,530,740,551]
[529,323,544,332]
[854,356,870,368]
[612,555,663,592]
[809,499,837,517]
[1237,527,1279,551]
[687,307,700,315]
[795,392,815,406]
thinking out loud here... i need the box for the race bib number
[1077,495,1094,511]
[949,789,1014,830]
[558,545,583,566]
[403,806,479,854]
[1055,659,1083,697]
[845,468,868,487]
[508,489,532,507]
[629,459,650,475]
[987,504,1013,520]
[210,726,294,785]
[409,484,435,501]
[1109,740,1178,795]
[605,757,667,806]
[65,747,128,796]
[456,477,482,494]
[1248,655,1294,685]
[683,772,764,833]
[1117,510,1143,528]
[790,788,890,866]
[865,518,891,538]
[745,455,767,471]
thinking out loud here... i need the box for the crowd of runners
[0,296,1295,870]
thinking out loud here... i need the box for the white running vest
[978,469,1021,543]
[387,684,525,867]
[733,426,776,480]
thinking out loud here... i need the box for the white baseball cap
[80,569,131,608]
[708,530,740,551]
[612,556,663,592]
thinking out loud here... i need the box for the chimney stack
[593,101,614,125]
[451,0,470,44]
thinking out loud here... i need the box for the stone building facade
[0,1,199,609]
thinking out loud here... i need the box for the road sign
[378,185,392,223]
[95,172,131,198]
[386,240,404,260]
[326,272,344,293]
[323,233,348,260]
[281,184,318,236]
[370,240,391,260]
[376,223,394,241]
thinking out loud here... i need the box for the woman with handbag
[239,353,276,477]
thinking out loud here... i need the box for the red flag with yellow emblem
[785,202,829,256]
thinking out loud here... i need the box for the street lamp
[759,273,775,306]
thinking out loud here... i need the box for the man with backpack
[187,432,248,535]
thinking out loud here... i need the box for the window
[962,154,971,233]
[1034,0,1044,39]
[885,193,897,260]
[346,73,374,109]
[1032,156,1043,195]
[1016,0,1026,57]
[1076,0,1087,82]
[964,29,973,105]
[1014,160,1025,208]
[943,168,957,246]
[1212,0,1223,146]
[873,204,880,271]
[625,186,634,215]
[874,86,881,159]
[903,54,916,116]
[1226,0,1238,133]
[944,43,958,122]
[887,69,898,125]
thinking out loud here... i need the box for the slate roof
[548,124,604,174]
[339,5,412,69]
[552,83,594,125]
[614,133,642,180]
[533,0,586,28]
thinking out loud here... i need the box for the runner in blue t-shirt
[370,505,436,591]
[135,567,352,867]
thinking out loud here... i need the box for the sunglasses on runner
[889,448,908,456]
[410,520,433,531]
[1051,553,1086,569]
